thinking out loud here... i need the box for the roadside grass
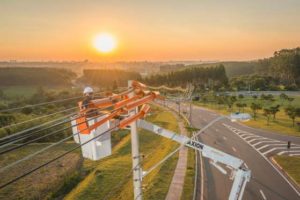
[65,105,180,200]
[193,96,300,137]
[274,156,300,186]
[181,148,196,200]
[0,143,83,200]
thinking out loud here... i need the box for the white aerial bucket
[71,114,112,160]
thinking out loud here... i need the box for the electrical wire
[0,89,130,144]
[0,112,75,143]
[0,95,82,113]
[0,91,108,113]
[0,123,118,190]
[0,113,74,149]
[0,106,78,130]
[0,106,123,173]
[0,108,110,155]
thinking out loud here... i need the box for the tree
[263,108,272,125]
[287,97,294,105]
[285,106,299,126]
[279,93,288,105]
[269,105,280,120]
[236,103,244,112]
[250,103,262,120]
[252,95,258,101]
[238,94,244,100]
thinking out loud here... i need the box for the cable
[0,122,119,190]
[0,91,107,113]
[0,108,109,155]
[0,106,78,130]
[0,90,127,143]
[0,106,123,173]
[0,114,74,149]
[0,95,82,113]
[0,111,76,146]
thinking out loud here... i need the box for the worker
[82,86,94,109]
[82,86,100,117]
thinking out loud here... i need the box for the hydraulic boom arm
[137,119,251,200]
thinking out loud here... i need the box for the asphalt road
[165,100,300,200]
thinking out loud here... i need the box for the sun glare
[93,33,116,53]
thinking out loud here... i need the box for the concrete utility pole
[128,80,142,200]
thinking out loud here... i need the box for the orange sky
[1,0,300,61]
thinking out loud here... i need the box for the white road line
[262,147,284,155]
[290,154,300,156]
[252,140,281,147]
[232,147,237,152]
[240,133,253,138]
[260,189,267,200]
[223,123,300,197]
[248,138,266,143]
[244,135,262,141]
[244,163,248,168]
[257,144,271,151]
[278,150,300,155]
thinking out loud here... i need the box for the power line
[0,112,76,145]
[0,106,78,130]
[0,114,73,149]
[0,105,110,149]
[0,107,121,173]
[0,122,118,190]
[0,91,107,113]
[0,95,82,113]
[0,92,119,143]
[0,108,108,155]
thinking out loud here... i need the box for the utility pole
[128,80,142,200]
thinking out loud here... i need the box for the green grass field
[193,95,300,137]
[274,156,300,186]
[65,105,181,200]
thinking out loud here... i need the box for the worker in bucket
[82,86,99,117]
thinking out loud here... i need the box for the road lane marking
[257,144,271,151]
[290,154,300,156]
[263,147,300,155]
[252,140,281,147]
[260,189,267,200]
[244,135,262,141]
[232,147,237,152]
[223,124,300,197]
[278,150,300,155]
[244,163,248,168]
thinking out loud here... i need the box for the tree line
[82,69,141,88]
[143,64,228,90]
[0,67,76,86]
[255,47,300,89]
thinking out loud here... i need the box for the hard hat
[83,87,94,95]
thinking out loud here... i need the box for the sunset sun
[93,33,117,53]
